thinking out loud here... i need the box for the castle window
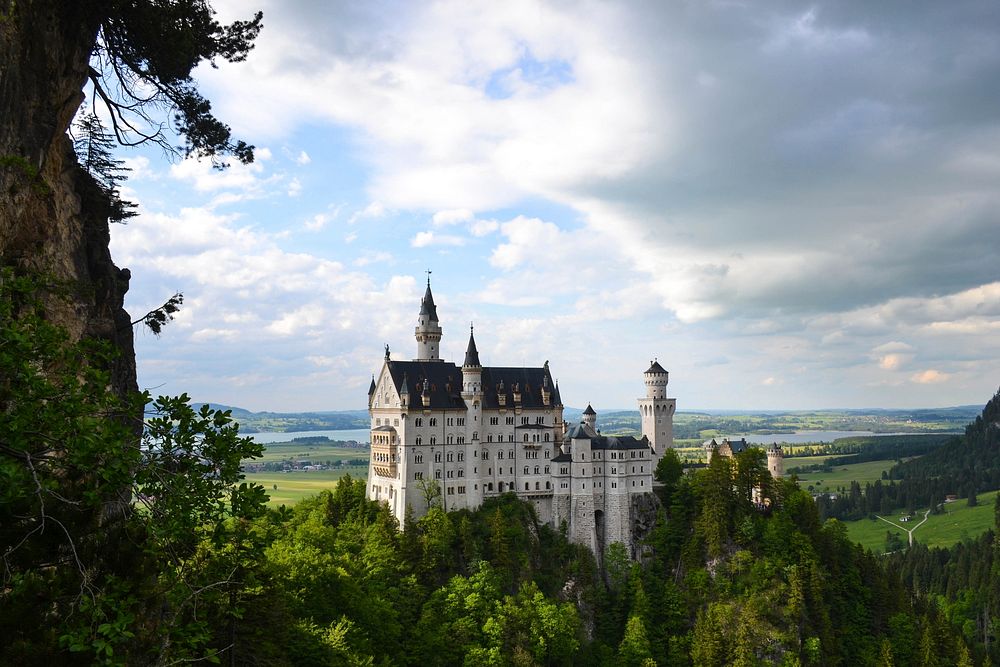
[498,451,503,460]
[447,417,453,426]
[447,470,453,478]
[457,435,465,444]
[458,418,465,426]
[612,482,616,489]
[544,450,549,458]
[488,483,493,491]
[508,450,514,459]
[415,417,423,427]
[534,466,539,474]
[506,417,514,425]
[435,453,442,463]
[416,437,422,446]
[536,416,544,424]
[415,453,423,463]
[458,452,464,462]
[544,465,549,474]
[488,434,493,443]
[525,482,529,491]
[458,470,464,477]
[376,418,381,426]
[447,435,453,445]
[535,482,540,490]
[545,481,550,489]
[508,434,514,442]
[521,416,529,425]
[458,486,465,494]
[447,487,453,495]
[414,471,423,480]
[544,433,550,442]
[523,466,529,475]
[435,470,441,479]
[472,432,478,440]
[429,418,437,426]
[394,419,399,426]
[490,417,499,426]
[483,450,489,459]
[430,437,437,446]
[523,434,529,443]
[447,452,453,462]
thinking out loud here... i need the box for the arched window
[523,434,529,442]
[525,482,529,491]
[544,433,550,442]
[545,481,550,489]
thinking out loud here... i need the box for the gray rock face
[1,2,136,399]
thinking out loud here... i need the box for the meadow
[790,457,896,493]
[844,491,999,552]
[245,468,368,506]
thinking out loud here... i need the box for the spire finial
[426,269,432,286]
[385,343,390,360]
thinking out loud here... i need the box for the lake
[246,428,371,444]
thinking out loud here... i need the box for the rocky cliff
[0,2,136,397]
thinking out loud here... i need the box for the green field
[792,457,895,492]
[252,440,368,465]
[843,491,999,552]
[245,468,368,506]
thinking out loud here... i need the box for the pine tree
[72,111,138,223]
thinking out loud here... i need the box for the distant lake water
[721,430,910,445]
[247,428,370,444]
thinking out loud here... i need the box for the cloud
[411,231,466,248]
[348,201,386,224]
[287,177,302,197]
[295,150,311,165]
[912,369,948,384]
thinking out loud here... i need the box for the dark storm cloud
[584,0,1000,317]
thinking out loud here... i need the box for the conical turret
[414,274,443,361]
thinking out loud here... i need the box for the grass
[245,468,368,507]
[250,440,368,465]
[792,458,895,493]
[843,491,999,552]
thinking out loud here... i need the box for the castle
[703,437,784,478]
[366,279,674,556]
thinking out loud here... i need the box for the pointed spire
[368,375,376,396]
[583,403,596,416]
[464,323,481,367]
[399,372,409,395]
[419,273,438,321]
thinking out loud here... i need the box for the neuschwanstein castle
[366,279,676,555]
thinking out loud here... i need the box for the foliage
[84,0,262,166]
[72,112,137,223]
[0,270,267,665]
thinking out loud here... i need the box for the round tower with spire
[462,324,483,396]
[415,274,443,361]
[638,358,676,468]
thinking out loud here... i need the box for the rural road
[876,509,932,546]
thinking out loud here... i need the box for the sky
[108,0,1000,413]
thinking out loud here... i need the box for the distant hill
[191,402,979,436]
[196,403,369,433]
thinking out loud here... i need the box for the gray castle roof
[384,361,558,411]
[582,404,596,415]
[419,281,439,321]
[464,328,481,367]
[645,360,667,374]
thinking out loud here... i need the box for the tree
[72,111,137,223]
[84,1,262,165]
[655,447,684,504]
[0,271,268,664]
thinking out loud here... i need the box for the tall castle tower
[414,277,443,361]
[767,443,784,478]
[637,359,675,467]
